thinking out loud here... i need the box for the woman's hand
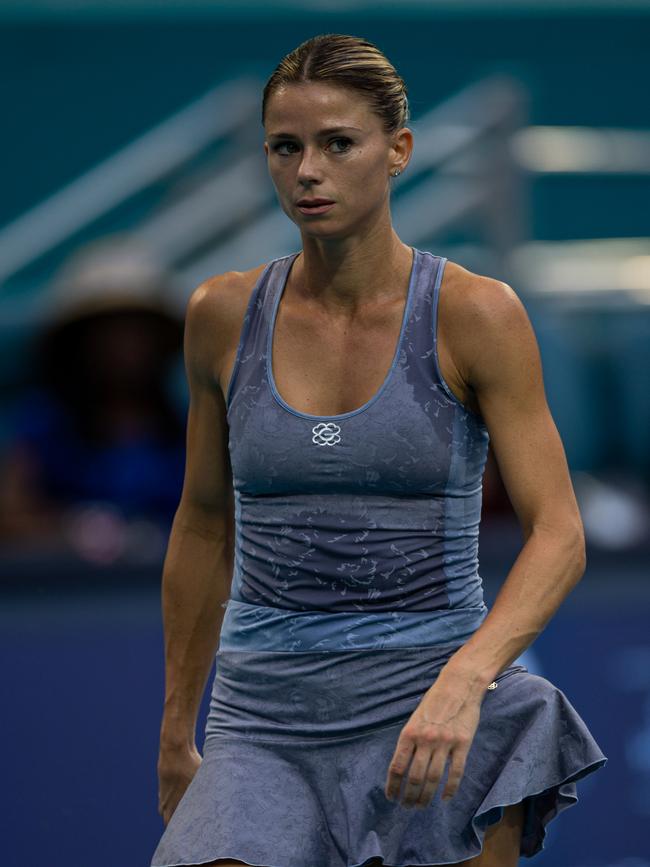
[384,674,483,808]
[157,741,202,826]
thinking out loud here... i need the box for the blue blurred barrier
[1,549,649,867]
[531,303,650,480]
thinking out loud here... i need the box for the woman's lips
[296,202,335,215]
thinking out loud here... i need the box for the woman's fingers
[386,687,480,809]
[388,734,471,808]
[385,734,416,800]
[442,741,470,800]
[399,741,436,806]
[415,746,452,807]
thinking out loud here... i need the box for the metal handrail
[175,74,528,286]
[0,77,260,286]
[0,70,531,323]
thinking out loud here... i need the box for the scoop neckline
[266,246,418,422]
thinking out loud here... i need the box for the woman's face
[263,82,408,238]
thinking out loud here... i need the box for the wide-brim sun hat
[43,233,184,331]
[29,235,186,389]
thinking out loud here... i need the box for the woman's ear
[390,127,413,173]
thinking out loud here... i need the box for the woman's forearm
[159,503,234,750]
[437,524,586,695]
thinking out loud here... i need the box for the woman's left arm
[384,275,587,807]
[438,276,586,695]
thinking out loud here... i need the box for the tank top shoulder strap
[225,252,298,410]
[431,253,448,350]
[403,249,447,359]
[426,252,476,410]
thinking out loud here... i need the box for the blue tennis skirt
[150,642,608,867]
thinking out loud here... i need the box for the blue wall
[2,10,649,479]
[1,11,648,233]
[2,562,649,867]
[2,13,649,865]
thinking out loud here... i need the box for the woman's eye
[272,138,352,155]
[330,137,352,152]
[272,142,298,155]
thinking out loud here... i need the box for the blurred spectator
[480,448,517,525]
[0,236,186,563]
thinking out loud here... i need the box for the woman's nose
[296,147,324,180]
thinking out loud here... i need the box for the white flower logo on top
[312,422,341,446]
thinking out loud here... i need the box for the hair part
[262,33,410,138]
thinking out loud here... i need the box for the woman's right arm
[157,273,236,823]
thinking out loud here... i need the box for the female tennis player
[151,33,607,867]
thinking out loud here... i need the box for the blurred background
[0,1,648,865]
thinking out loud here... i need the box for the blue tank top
[218,246,491,652]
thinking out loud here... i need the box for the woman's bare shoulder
[185,262,269,377]
[442,258,515,302]
[441,259,525,332]
[441,258,536,382]
[188,262,268,327]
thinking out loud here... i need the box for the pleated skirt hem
[150,649,608,867]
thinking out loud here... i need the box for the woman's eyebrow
[268,126,363,138]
